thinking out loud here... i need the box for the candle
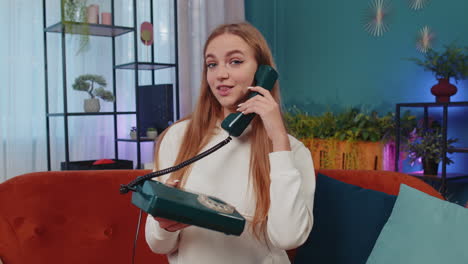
[101,12,112,25]
[87,5,99,24]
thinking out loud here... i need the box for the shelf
[408,172,468,181]
[115,62,176,70]
[47,111,136,117]
[44,21,134,37]
[395,101,468,198]
[43,1,179,171]
[397,101,468,108]
[117,137,157,142]
[449,148,468,153]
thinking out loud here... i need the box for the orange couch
[0,169,442,264]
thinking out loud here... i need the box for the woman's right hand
[154,179,191,232]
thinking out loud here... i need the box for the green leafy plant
[63,0,87,22]
[284,106,416,142]
[284,106,417,170]
[72,74,114,102]
[62,0,90,54]
[406,128,458,166]
[408,43,468,83]
[147,127,156,132]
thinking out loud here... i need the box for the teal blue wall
[245,0,468,202]
[245,0,468,114]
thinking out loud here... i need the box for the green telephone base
[132,180,245,236]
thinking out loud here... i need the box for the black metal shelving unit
[395,101,468,197]
[44,21,134,37]
[43,0,179,170]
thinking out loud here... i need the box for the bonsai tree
[408,43,468,83]
[72,74,115,102]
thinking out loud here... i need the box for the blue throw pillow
[366,184,468,264]
[294,173,397,264]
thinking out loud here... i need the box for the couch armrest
[0,215,22,264]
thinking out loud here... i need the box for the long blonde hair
[153,22,282,240]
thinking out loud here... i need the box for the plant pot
[382,141,405,171]
[84,98,100,112]
[302,138,384,170]
[422,158,439,176]
[431,78,457,103]
[146,130,158,139]
[130,131,137,140]
[64,0,86,22]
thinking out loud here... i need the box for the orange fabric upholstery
[316,169,444,199]
[0,169,441,264]
[0,170,167,264]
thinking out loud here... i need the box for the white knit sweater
[145,120,315,264]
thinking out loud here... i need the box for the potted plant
[130,126,137,140]
[284,106,417,170]
[408,43,468,102]
[62,0,90,53]
[146,127,158,139]
[406,125,458,176]
[72,74,114,112]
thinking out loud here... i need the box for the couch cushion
[294,173,396,264]
[366,184,468,264]
[317,169,444,199]
[0,170,167,264]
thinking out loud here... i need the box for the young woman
[145,22,315,264]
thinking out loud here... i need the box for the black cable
[120,135,232,194]
[132,209,143,264]
[123,135,232,264]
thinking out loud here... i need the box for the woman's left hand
[236,86,291,152]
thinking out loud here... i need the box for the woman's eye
[231,60,243,65]
[207,63,217,68]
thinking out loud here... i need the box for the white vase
[146,130,158,139]
[130,131,137,140]
[84,98,100,112]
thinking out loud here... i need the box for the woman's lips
[217,85,233,96]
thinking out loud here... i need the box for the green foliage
[408,43,468,83]
[62,0,90,54]
[72,74,114,102]
[147,127,156,131]
[406,128,458,165]
[94,87,114,101]
[63,0,87,22]
[284,106,416,142]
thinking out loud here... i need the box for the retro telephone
[121,65,278,236]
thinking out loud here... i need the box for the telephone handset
[221,65,278,137]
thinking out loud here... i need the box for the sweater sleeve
[145,126,182,254]
[266,141,315,250]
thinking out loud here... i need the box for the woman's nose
[216,65,229,80]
